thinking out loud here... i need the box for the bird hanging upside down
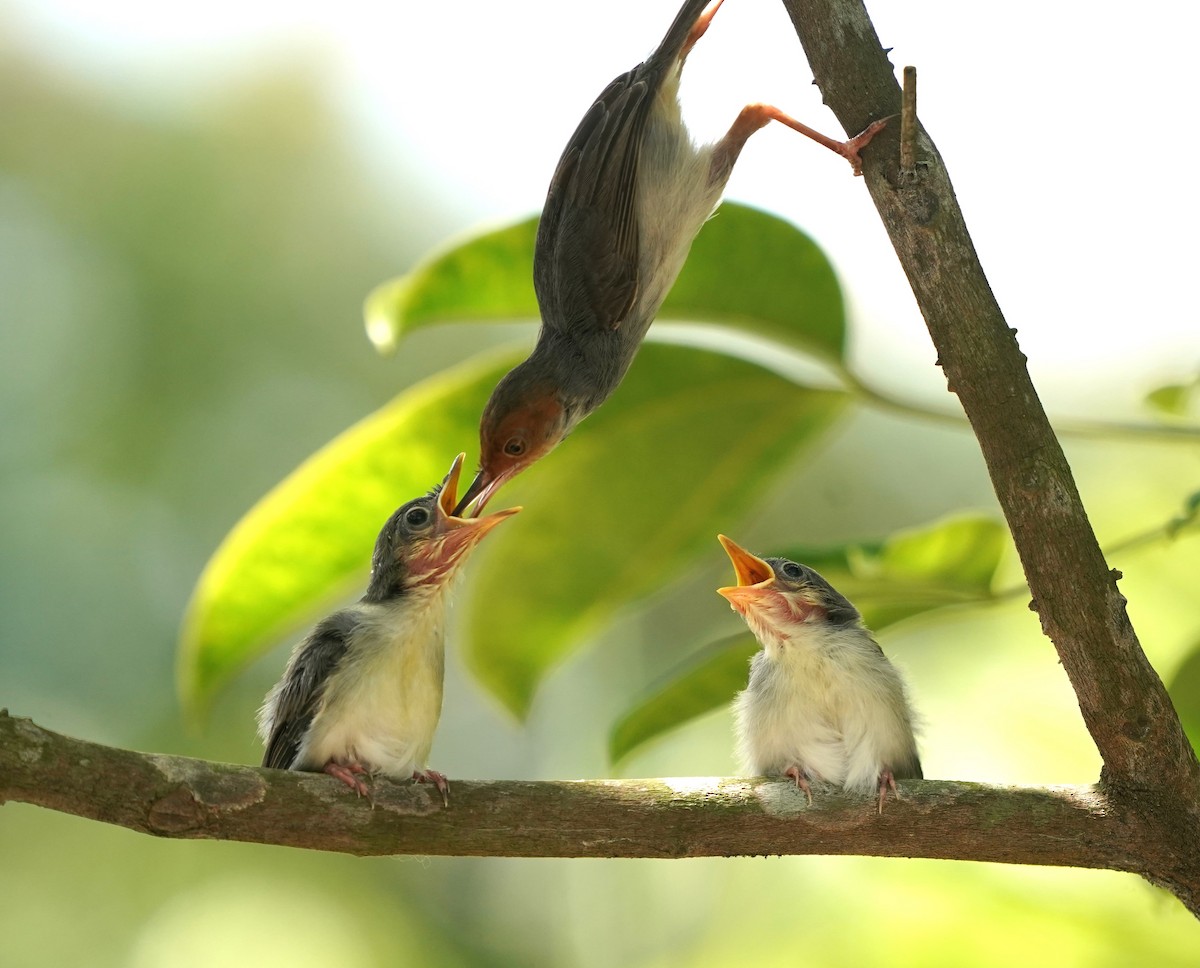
[456,0,887,515]
[717,534,921,812]
[258,454,520,804]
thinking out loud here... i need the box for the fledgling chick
[455,0,886,514]
[257,454,519,804]
[717,534,921,811]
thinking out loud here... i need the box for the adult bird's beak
[716,534,776,614]
[452,466,495,519]
[411,453,520,585]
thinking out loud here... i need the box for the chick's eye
[404,506,431,528]
[503,437,526,458]
[781,562,804,581]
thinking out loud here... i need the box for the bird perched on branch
[716,534,921,811]
[455,0,886,514]
[258,454,519,804]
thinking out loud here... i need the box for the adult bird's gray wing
[533,68,655,334]
[261,611,356,770]
[533,0,713,335]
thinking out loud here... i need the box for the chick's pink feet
[877,770,900,814]
[323,761,370,798]
[413,768,450,806]
[784,765,814,805]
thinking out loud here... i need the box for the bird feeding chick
[258,454,519,804]
[456,0,887,515]
[717,535,921,812]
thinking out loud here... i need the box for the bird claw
[784,765,814,806]
[323,761,372,800]
[413,768,451,807]
[841,117,891,176]
[877,770,900,814]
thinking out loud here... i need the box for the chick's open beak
[413,453,520,584]
[716,534,776,613]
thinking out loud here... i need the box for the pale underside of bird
[717,534,921,811]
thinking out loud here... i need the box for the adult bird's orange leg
[713,103,889,177]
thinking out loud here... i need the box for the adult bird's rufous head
[369,452,521,601]
[453,364,575,516]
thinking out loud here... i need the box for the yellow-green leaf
[610,634,757,767]
[1168,643,1200,755]
[782,513,1008,628]
[365,202,846,363]
[1145,377,1199,419]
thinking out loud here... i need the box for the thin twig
[900,66,917,171]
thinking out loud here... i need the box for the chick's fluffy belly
[297,590,447,777]
[734,621,916,794]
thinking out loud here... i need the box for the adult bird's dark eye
[504,438,525,457]
[782,562,803,580]
[405,506,431,528]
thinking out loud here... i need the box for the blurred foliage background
[2,1,1200,965]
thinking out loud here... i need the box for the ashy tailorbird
[456,0,886,515]
[258,454,519,803]
[717,534,921,812]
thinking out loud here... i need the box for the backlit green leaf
[1168,643,1200,754]
[779,513,1008,629]
[364,219,540,354]
[610,634,757,767]
[464,342,849,718]
[365,202,845,363]
[1145,377,1199,418]
[177,350,522,718]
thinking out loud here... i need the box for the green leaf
[365,202,846,363]
[608,513,1006,765]
[177,350,522,719]
[1168,643,1200,754]
[779,513,1008,630]
[364,219,539,354]
[610,634,757,766]
[1145,380,1198,418]
[1167,490,1200,539]
[660,203,845,362]
[464,342,849,718]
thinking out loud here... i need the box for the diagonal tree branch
[0,711,1139,866]
[779,0,1199,906]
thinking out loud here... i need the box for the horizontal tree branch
[0,711,1139,869]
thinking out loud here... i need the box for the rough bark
[0,712,1131,866]
[781,0,1200,911]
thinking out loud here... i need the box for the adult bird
[717,534,921,811]
[456,0,886,514]
[258,454,519,803]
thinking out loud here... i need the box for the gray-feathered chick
[258,453,519,803]
[455,0,886,515]
[717,534,921,811]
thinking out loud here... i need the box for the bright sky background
[8,0,1198,418]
